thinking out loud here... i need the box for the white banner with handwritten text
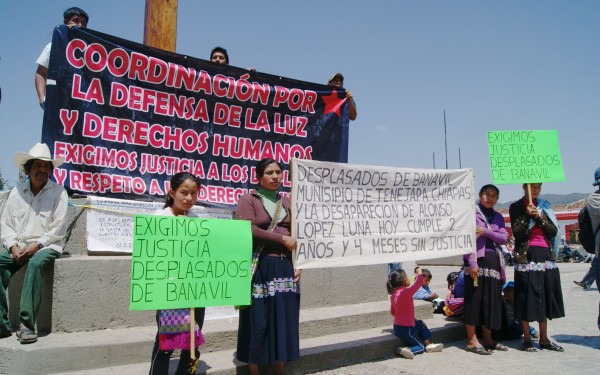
[86,197,232,253]
[291,159,476,269]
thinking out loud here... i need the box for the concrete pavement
[307,262,600,375]
[41,262,600,375]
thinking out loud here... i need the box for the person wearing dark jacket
[585,167,600,331]
[509,183,565,352]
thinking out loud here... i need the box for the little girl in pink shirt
[388,267,444,359]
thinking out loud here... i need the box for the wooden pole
[189,308,195,360]
[144,0,183,358]
[144,0,178,52]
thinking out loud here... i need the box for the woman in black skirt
[509,183,565,352]
[235,158,301,375]
[464,184,508,354]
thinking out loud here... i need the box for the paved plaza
[309,261,600,375]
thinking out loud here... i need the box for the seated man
[0,143,68,344]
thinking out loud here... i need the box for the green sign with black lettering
[487,130,565,184]
[130,215,252,310]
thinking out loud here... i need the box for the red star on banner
[322,89,344,117]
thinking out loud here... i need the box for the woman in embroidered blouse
[149,172,205,375]
[509,183,565,352]
[235,158,300,375]
[464,184,508,354]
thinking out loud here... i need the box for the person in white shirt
[35,7,89,109]
[0,143,68,344]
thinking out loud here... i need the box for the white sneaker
[426,343,444,352]
[396,347,414,359]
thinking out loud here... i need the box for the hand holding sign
[130,215,252,311]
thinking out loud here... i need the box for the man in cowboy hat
[327,72,357,121]
[0,143,68,344]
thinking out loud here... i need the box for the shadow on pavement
[553,334,600,349]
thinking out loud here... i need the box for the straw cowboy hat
[13,143,65,170]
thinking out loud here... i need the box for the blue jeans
[590,256,600,288]
[393,320,431,354]
[581,257,597,288]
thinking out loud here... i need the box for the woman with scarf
[235,158,300,375]
[464,184,508,354]
[509,183,565,352]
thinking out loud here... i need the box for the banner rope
[68,201,140,216]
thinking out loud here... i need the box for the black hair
[23,159,53,174]
[446,271,460,288]
[210,46,229,64]
[63,7,89,24]
[479,184,499,196]
[421,268,432,281]
[164,172,202,208]
[387,269,408,294]
[255,158,283,179]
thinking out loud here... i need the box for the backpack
[578,206,600,254]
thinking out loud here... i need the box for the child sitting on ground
[413,268,439,301]
[389,267,444,359]
[443,270,465,317]
[492,281,538,341]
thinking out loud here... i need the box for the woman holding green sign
[235,158,300,375]
[509,183,565,353]
[149,172,205,375]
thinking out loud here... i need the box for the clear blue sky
[1,1,598,203]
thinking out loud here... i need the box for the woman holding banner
[509,183,565,352]
[235,158,300,375]
[149,172,205,375]
[464,184,508,354]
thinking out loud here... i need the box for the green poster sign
[487,130,565,184]
[130,215,252,311]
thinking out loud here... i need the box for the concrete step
[0,300,434,374]
[7,256,393,334]
[54,313,465,375]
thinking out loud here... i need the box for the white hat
[13,143,65,170]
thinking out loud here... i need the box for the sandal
[539,341,564,352]
[520,341,537,352]
[16,326,37,344]
[465,345,492,355]
[484,342,509,351]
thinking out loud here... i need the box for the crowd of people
[2,5,599,375]
[7,6,356,375]
[387,178,599,359]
